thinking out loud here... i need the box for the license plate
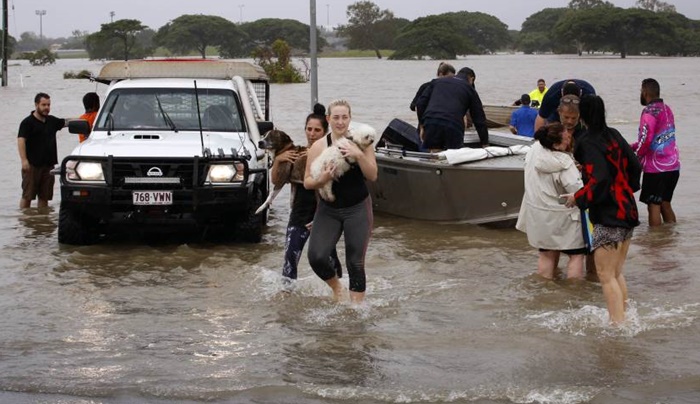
[132,191,173,205]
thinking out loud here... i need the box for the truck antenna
[193,80,208,158]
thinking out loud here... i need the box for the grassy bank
[320,49,394,58]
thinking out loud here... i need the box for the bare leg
[349,291,365,304]
[594,246,626,324]
[566,254,585,280]
[20,198,31,209]
[660,201,676,224]
[325,277,346,302]
[647,204,662,226]
[537,250,559,279]
[585,255,599,283]
[615,239,631,311]
[37,199,49,208]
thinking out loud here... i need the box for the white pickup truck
[60,60,273,245]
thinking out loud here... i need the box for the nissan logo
[147,167,163,177]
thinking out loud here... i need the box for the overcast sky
[8,0,700,38]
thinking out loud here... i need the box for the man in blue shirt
[509,94,538,137]
[534,79,596,132]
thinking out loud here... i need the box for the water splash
[526,301,699,337]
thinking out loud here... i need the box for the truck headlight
[206,163,245,183]
[66,160,105,182]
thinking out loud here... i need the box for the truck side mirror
[68,119,91,136]
[257,121,274,135]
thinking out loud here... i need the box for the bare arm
[303,141,334,190]
[270,149,299,187]
[17,137,30,171]
[534,115,547,132]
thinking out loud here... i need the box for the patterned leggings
[282,225,342,280]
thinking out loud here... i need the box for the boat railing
[375,143,445,160]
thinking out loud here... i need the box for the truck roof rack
[96,59,269,82]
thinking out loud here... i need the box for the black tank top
[323,134,369,208]
[288,184,317,227]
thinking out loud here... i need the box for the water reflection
[17,207,56,239]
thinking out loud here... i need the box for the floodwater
[1,55,699,403]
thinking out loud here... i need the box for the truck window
[95,88,245,132]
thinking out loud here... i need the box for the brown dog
[256,129,307,214]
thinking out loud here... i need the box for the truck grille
[111,159,205,189]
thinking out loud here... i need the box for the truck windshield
[94,88,245,132]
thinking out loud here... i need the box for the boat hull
[368,153,526,224]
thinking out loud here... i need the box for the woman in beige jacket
[516,123,585,280]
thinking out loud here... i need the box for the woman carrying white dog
[304,99,378,303]
[274,104,342,284]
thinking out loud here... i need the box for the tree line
[3,0,699,61]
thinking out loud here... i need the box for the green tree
[636,0,677,12]
[337,1,395,59]
[1,30,17,57]
[444,11,511,53]
[240,18,327,54]
[662,12,700,55]
[16,32,44,52]
[62,30,89,49]
[568,0,614,9]
[86,19,152,60]
[154,14,245,59]
[517,8,573,53]
[253,39,305,83]
[390,14,477,60]
[22,48,57,66]
[555,7,677,58]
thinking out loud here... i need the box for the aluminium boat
[368,119,533,225]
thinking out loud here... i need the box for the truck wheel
[58,203,100,245]
[237,187,264,243]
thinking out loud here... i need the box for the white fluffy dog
[310,124,376,202]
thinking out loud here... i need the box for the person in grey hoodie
[516,123,585,280]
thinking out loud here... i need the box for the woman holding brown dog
[274,104,342,284]
[304,99,378,304]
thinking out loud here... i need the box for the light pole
[310,0,318,109]
[109,11,115,23]
[35,9,46,40]
[326,4,329,26]
[238,4,244,24]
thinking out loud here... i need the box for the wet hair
[561,81,582,97]
[457,67,475,81]
[34,92,50,104]
[534,122,565,151]
[437,62,455,76]
[520,94,531,106]
[327,99,351,116]
[642,78,660,99]
[557,94,580,114]
[579,94,608,135]
[82,92,100,112]
[306,103,328,132]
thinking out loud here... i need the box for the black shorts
[539,247,588,255]
[421,124,464,150]
[640,171,679,205]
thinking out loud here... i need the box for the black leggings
[282,224,342,280]
[308,197,373,292]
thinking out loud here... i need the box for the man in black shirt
[17,93,69,208]
[416,67,488,150]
